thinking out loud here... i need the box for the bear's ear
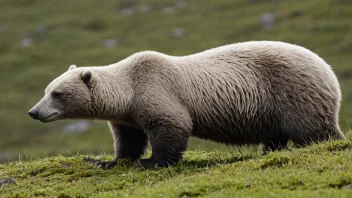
[69,64,77,70]
[81,70,92,85]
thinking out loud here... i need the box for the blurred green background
[0,0,352,162]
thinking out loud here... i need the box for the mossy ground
[1,140,352,197]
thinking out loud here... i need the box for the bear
[28,41,345,169]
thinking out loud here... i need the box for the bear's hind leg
[85,123,148,170]
[327,125,346,140]
[291,126,345,148]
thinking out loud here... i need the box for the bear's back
[167,41,340,144]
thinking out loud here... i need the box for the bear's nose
[28,109,39,119]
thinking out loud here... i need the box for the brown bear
[29,41,345,169]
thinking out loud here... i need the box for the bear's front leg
[133,98,192,169]
[84,123,148,170]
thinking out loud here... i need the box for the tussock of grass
[258,154,297,169]
[1,140,352,197]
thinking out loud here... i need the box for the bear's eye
[51,91,63,98]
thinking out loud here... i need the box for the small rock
[62,121,92,134]
[0,178,16,188]
[171,28,185,38]
[103,38,119,48]
[260,12,275,30]
[0,24,4,33]
[120,8,134,16]
[36,25,46,34]
[163,7,175,15]
[139,4,152,12]
[21,38,33,47]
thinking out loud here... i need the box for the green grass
[1,0,352,161]
[1,140,352,197]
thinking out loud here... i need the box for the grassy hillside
[1,0,352,161]
[1,140,352,197]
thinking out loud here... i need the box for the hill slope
[1,140,352,197]
[1,0,352,161]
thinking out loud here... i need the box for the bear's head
[28,65,94,122]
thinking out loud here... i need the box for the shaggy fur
[29,41,345,169]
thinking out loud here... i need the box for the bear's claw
[83,157,118,170]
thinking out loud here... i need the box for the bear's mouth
[40,113,59,123]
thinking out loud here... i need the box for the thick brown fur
[29,41,345,169]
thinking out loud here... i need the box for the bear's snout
[28,109,39,120]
